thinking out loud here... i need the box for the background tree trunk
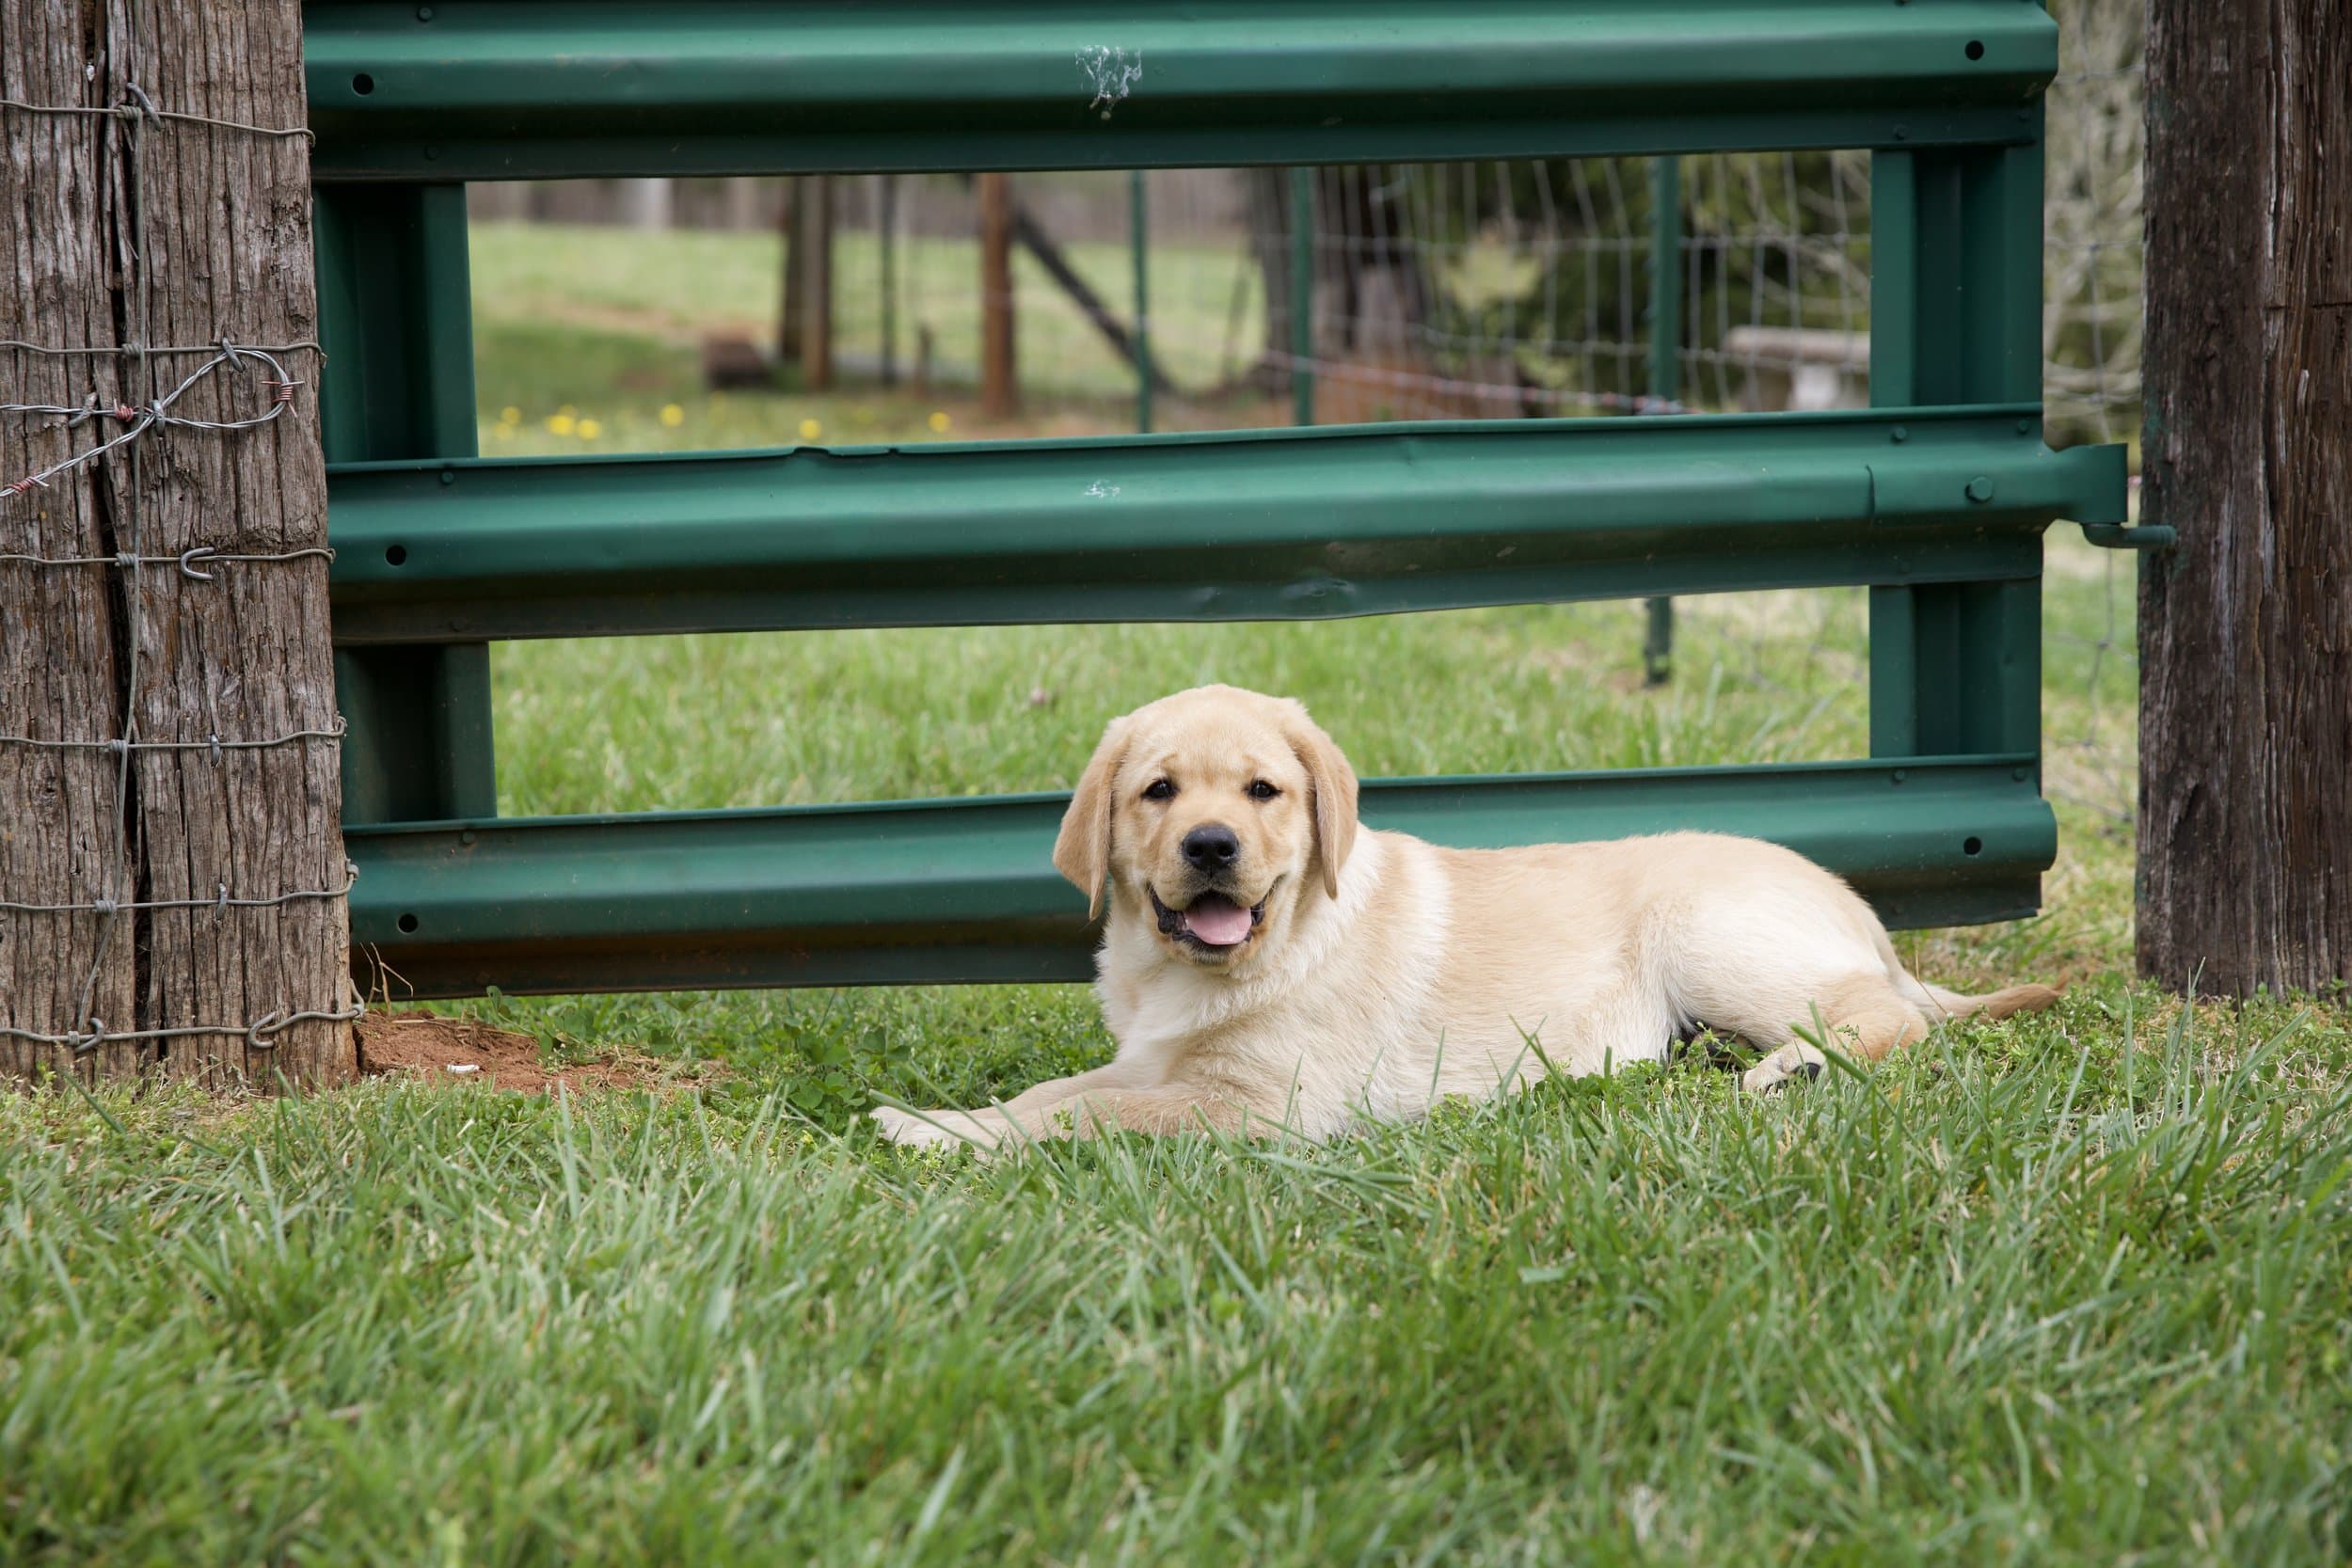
[776,176,834,388]
[2138,1,2351,996]
[1,1,354,1085]
[978,172,1019,420]
[777,179,804,363]
[615,177,674,231]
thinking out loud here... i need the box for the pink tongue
[1183,895,1253,946]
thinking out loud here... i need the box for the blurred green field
[469,218,1268,454]
[8,219,2343,1567]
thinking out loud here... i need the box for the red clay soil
[357,1009,676,1094]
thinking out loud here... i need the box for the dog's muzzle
[1149,887,1268,952]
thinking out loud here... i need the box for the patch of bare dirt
[357,1010,707,1095]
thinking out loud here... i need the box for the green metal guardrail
[353,758,2055,996]
[305,1,2058,178]
[326,413,2121,644]
[304,0,2130,999]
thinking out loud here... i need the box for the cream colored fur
[871,685,2058,1149]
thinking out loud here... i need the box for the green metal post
[1867,136,2047,767]
[314,182,498,823]
[1131,168,1152,434]
[1643,154,1682,687]
[1289,166,1315,426]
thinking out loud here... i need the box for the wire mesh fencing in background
[467,0,2145,811]
[474,0,2141,453]
[2039,0,2145,832]
[816,152,1879,430]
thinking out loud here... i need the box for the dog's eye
[1142,779,1175,801]
[1247,780,1279,800]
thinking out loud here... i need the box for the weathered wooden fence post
[2138,0,2350,996]
[2,1,357,1085]
[978,171,1019,420]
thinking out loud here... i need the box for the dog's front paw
[1740,1041,1828,1094]
[868,1105,1000,1149]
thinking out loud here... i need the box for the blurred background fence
[461,0,2144,853]
[467,0,2140,451]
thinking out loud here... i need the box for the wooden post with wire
[978,171,1019,420]
[2137,0,2351,996]
[1,0,357,1085]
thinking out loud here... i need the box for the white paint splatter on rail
[1076,46,1142,119]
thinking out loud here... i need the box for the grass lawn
[4,223,2347,1565]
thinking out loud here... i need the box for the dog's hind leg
[1734,974,1931,1094]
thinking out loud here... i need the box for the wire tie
[246,1008,283,1050]
[113,402,140,422]
[212,879,229,918]
[207,733,223,767]
[79,1017,105,1056]
[116,550,139,569]
[103,737,128,757]
[7,476,48,496]
[178,545,216,581]
[123,83,161,123]
[268,377,300,405]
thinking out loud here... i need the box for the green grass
[9,997,2350,1563]
[468,217,1264,454]
[4,226,2341,1564]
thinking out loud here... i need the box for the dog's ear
[1282,703,1359,898]
[1053,716,1132,921]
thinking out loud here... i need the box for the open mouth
[1149,887,1269,953]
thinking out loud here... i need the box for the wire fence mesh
[464,0,2145,818]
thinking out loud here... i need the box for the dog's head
[1053,685,1359,971]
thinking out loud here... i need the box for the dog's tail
[1873,929,2063,1022]
[1911,979,2065,1022]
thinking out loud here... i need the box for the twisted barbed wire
[3,339,305,498]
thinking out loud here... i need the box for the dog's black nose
[1181,823,1241,872]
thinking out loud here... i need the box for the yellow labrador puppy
[871,685,2057,1148]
